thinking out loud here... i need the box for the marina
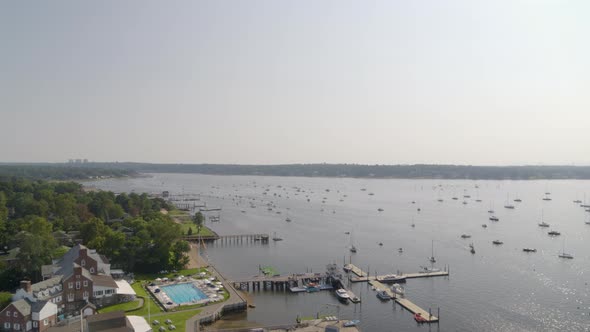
[88,173,590,332]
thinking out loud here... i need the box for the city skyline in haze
[1,1,589,166]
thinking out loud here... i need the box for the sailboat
[272,232,283,241]
[538,210,550,227]
[349,231,357,253]
[428,240,436,263]
[469,243,475,254]
[558,239,573,259]
[504,194,515,209]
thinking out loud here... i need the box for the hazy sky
[1,1,589,165]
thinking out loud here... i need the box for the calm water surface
[86,174,590,332]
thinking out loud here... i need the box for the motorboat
[492,240,503,245]
[548,230,561,236]
[335,288,350,301]
[469,243,475,254]
[377,208,384,212]
[504,204,515,209]
[376,290,391,300]
[558,252,574,259]
[398,247,403,253]
[460,234,471,239]
[489,216,499,221]
[343,264,353,272]
[376,274,407,283]
[343,320,360,327]
[452,197,458,200]
[523,248,537,252]
[419,266,441,273]
[391,283,405,297]
[481,224,487,228]
[350,246,357,253]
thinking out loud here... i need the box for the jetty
[183,233,269,243]
[231,273,328,292]
[345,264,449,283]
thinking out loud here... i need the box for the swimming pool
[160,283,208,304]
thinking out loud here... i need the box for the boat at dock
[376,290,391,300]
[414,313,428,323]
[376,274,407,283]
[419,266,441,273]
[343,264,353,272]
[343,320,360,327]
[335,288,350,301]
[391,283,405,297]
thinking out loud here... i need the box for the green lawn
[98,300,141,313]
[148,309,202,331]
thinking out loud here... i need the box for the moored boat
[376,274,407,283]
[492,240,503,245]
[523,248,537,252]
[376,290,391,300]
[335,288,350,301]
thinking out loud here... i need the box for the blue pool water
[161,283,208,304]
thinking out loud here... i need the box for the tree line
[0,178,190,291]
[0,164,136,180]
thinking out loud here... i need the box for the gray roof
[11,299,31,316]
[31,276,62,293]
[30,301,51,313]
[92,275,118,288]
[55,244,109,275]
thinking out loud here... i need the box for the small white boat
[391,283,405,297]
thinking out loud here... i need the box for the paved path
[185,251,247,332]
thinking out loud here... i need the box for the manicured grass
[130,283,162,316]
[149,309,202,331]
[98,300,141,313]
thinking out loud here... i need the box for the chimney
[20,280,32,293]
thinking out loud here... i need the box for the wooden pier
[344,264,367,277]
[183,233,269,243]
[369,280,395,299]
[231,273,327,292]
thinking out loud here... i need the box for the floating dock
[345,264,446,323]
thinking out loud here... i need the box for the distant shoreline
[65,163,590,180]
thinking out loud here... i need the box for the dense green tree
[16,217,57,279]
[0,291,12,310]
[193,212,204,234]
[170,240,190,270]
[0,192,8,252]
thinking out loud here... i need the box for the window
[94,290,103,296]
[67,293,74,302]
[68,282,73,289]
[13,312,17,318]
[75,281,80,290]
[81,259,85,267]
[4,322,9,329]
[90,267,95,273]
[14,323,20,330]
[43,319,48,326]
[6,311,10,316]
[83,280,88,287]
[33,322,38,328]
[83,291,88,300]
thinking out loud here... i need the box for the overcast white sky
[1,1,589,165]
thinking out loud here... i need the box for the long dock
[350,270,449,283]
[344,264,367,277]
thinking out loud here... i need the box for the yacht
[428,240,436,263]
[538,221,550,227]
[469,243,475,254]
[460,234,471,239]
[419,266,441,273]
[481,224,488,228]
[350,246,357,253]
[504,194,515,209]
[489,216,499,221]
[492,240,503,245]
[335,289,350,301]
[272,232,283,241]
[285,217,292,222]
[548,230,561,236]
[376,274,407,283]
[523,248,537,252]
